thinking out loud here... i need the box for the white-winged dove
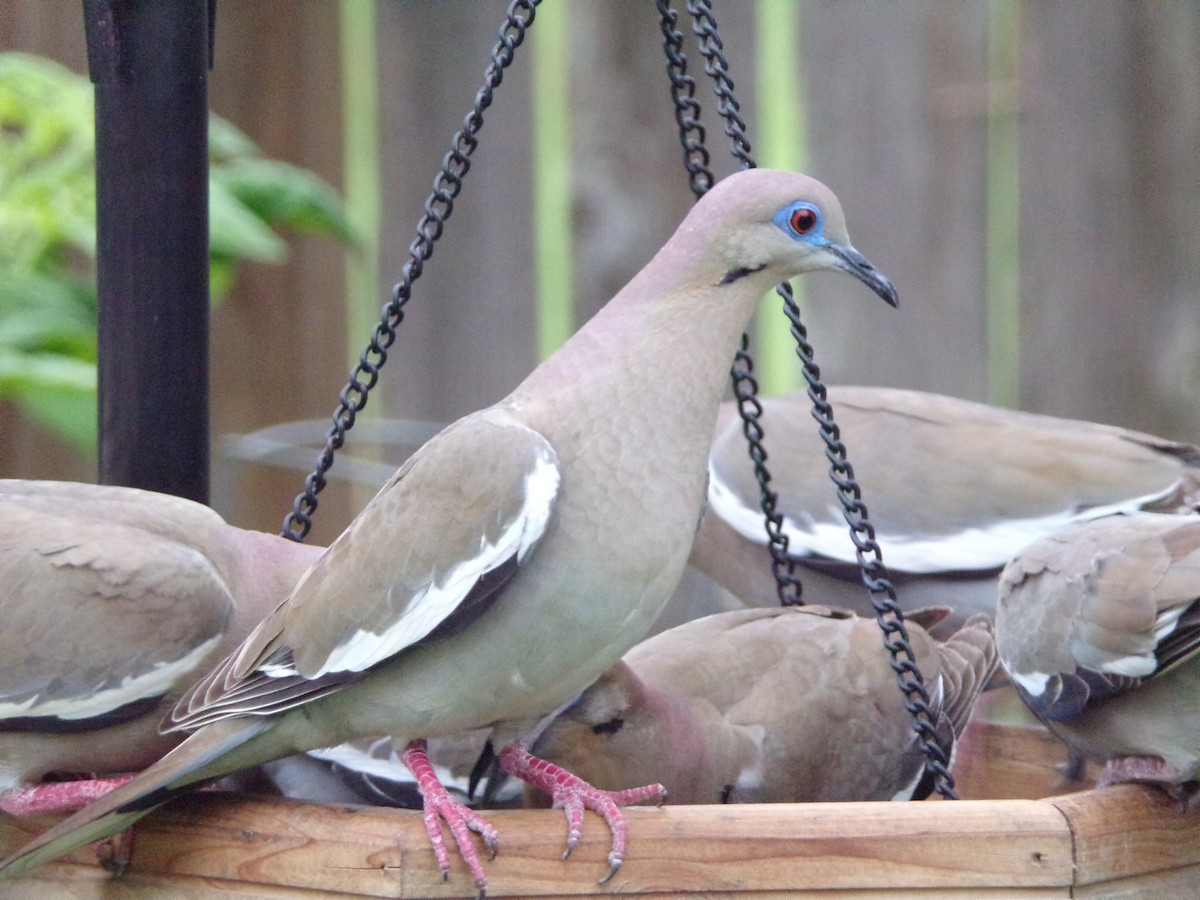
[996,511,1200,804]
[689,386,1200,630]
[0,169,898,894]
[0,480,322,822]
[528,605,996,806]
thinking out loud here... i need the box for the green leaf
[0,51,355,455]
[0,349,98,451]
[215,158,358,244]
[208,113,263,161]
[14,388,98,453]
[0,349,97,392]
[209,256,238,303]
[208,176,289,263]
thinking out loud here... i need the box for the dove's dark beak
[828,242,899,308]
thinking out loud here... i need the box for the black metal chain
[689,6,755,170]
[657,5,713,196]
[662,0,957,799]
[658,0,803,607]
[280,0,541,542]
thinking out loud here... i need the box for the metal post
[83,0,214,503]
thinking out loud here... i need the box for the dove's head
[688,168,898,307]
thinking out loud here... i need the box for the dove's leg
[0,776,134,815]
[400,739,499,896]
[497,740,665,883]
[2,777,137,873]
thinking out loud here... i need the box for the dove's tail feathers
[0,717,271,880]
[939,613,1000,736]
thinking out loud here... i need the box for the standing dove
[0,480,321,820]
[530,605,997,806]
[688,386,1200,631]
[0,168,898,895]
[997,511,1200,804]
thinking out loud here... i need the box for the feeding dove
[529,605,997,806]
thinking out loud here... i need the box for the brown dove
[997,511,1200,804]
[689,386,1200,630]
[0,480,321,819]
[0,168,898,895]
[530,605,997,806]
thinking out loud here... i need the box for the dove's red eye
[790,207,817,234]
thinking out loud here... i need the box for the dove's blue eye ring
[773,201,824,241]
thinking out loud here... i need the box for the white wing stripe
[1010,669,1051,697]
[313,445,560,677]
[518,452,559,562]
[0,633,222,722]
[709,466,1179,573]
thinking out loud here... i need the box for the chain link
[662,0,957,799]
[280,0,541,542]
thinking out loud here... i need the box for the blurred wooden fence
[1,0,1197,546]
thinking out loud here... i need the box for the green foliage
[0,52,355,452]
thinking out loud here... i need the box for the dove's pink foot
[401,739,499,896]
[497,740,666,883]
[1,776,137,873]
[0,776,134,815]
[1100,755,1200,810]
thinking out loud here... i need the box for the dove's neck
[510,255,780,439]
[221,528,325,640]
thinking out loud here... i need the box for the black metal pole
[83,0,214,503]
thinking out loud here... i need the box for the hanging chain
[662,0,957,799]
[657,0,802,607]
[280,0,541,542]
[689,6,755,170]
[658,4,713,196]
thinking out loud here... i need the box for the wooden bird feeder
[5,708,1200,899]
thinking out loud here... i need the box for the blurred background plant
[0,51,355,453]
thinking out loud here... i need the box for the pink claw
[401,739,500,896]
[497,740,665,883]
